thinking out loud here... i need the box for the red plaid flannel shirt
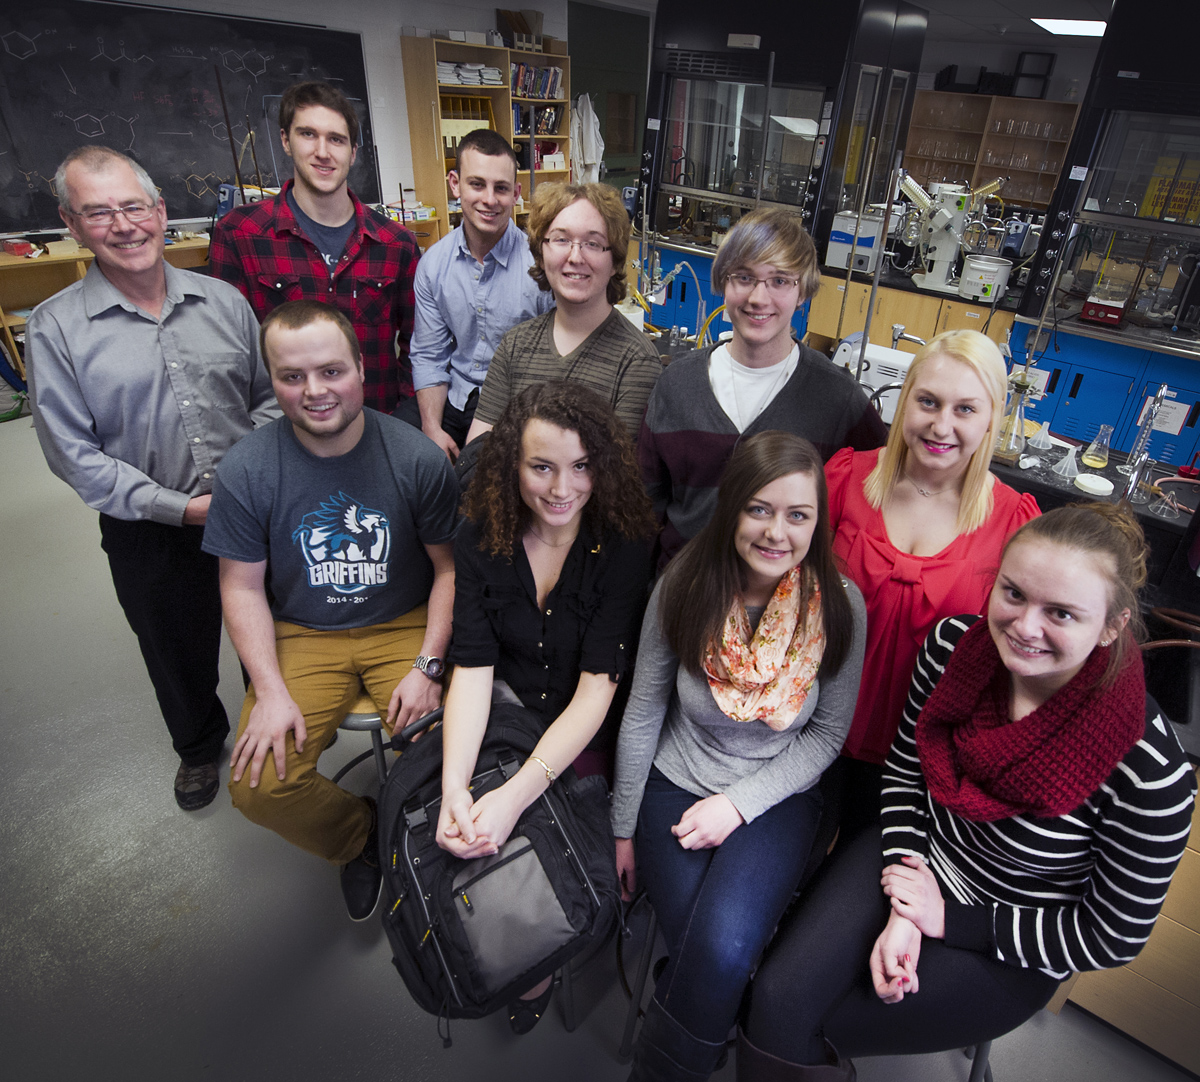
[208,181,419,411]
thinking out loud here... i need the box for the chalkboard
[0,0,380,233]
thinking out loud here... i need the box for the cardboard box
[464,31,487,44]
[543,36,568,55]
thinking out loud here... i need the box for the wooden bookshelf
[400,35,571,230]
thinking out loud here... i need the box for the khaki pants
[228,607,427,865]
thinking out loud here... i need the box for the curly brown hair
[462,381,655,558]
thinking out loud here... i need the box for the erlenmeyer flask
[994,388,1027,463]
[1081,424,1113,469]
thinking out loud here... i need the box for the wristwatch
[413,655,445,680]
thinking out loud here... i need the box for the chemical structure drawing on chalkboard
[217,48,271,79]
[1,0,381,232]
[2,32,41,60]
[90,38,151,64]
[18,169,53,195]
[183,172,224,199]
[51,110,139,151]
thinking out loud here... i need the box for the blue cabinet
[1008,323,1176,455]
[1118,354,1200,467]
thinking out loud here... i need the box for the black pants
[392,388,477,449]
[744,826,1060,1065]
[99,515,229,766]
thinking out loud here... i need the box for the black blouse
[449,518,651,747]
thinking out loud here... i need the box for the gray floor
[1,411,1194,1082]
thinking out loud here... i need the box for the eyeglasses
[544,236,611,256]
[71,203,156,227]
[724,272,801,295]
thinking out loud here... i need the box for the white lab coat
[571,93,604,184]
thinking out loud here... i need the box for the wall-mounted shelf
[903,89,1078,207]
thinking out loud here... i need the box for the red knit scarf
[915,619,1146,821]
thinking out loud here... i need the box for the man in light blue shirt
[396,130,552,460]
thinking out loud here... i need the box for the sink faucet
[892,323,926,350]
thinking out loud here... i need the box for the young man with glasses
[397,129,553,461]
[639,207,888,570]
[26,146,277,810]
[209,81,419,414]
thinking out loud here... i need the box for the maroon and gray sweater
[638,343,888,568]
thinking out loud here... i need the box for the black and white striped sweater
[881,616,1197,980]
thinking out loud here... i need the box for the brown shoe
[736,1029,856,1081]
[174,761,219,811]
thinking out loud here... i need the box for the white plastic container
[959,254,1013,301]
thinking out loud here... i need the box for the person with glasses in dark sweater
[638,208,887,573]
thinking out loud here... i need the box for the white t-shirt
[708,344,800,432]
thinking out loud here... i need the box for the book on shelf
[509,62,564,100]
[535,105,561,135]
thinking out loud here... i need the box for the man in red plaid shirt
[209,82,418,412]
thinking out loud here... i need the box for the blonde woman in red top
[824,330,1038,825]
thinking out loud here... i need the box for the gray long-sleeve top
[611,578,866,836]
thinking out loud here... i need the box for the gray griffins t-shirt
[203,408,458,630]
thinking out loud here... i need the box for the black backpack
[378,702,621,1025]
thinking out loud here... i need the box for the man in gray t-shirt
[203,301,457,921]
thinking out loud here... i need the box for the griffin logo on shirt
[292,492,390,594]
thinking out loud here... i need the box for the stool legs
[967,1041,993,1082]
[620,907,660,1059]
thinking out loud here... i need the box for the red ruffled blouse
[825,446,1040,764]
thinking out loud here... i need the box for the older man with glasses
[26,145,278,811]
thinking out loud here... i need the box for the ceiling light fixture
[1031,18,1107,36]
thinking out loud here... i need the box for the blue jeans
[635,766,822,1043]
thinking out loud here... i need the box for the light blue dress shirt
[409,219,553,410]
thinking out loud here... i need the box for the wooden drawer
[1125,915,1200,1005]
[1070,965,1200,1075]
[1162,847,1200,933]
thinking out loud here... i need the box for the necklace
[527,527,576,549]
[905,473,956,498]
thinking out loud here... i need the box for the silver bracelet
[527,755,556,784]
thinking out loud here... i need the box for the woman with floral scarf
[612,431,866,1082]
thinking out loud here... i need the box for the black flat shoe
[508,979,554,1036]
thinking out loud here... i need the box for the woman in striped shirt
[738,503,1197,1079]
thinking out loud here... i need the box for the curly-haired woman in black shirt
[436,380,654,1033]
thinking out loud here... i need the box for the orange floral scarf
[703,565,826,731]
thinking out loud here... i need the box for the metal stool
[967,1041,993,1082]
[330,687,391,787]
[618,898,661,1059]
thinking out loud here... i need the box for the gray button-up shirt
[27,260,278,526]
[409,219,553,410]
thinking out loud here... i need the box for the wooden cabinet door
[935,298,1014,346]
[808,276,870,340]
